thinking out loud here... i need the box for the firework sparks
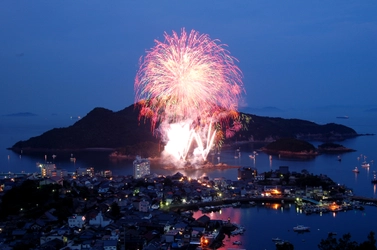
[135,28,244,163]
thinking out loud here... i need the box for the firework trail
[135,28,244,164]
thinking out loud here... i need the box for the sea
[1,107,377,250]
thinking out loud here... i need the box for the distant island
[8,103,361,157]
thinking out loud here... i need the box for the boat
[293,225,310,232]
[275,240,291,246]
[372,172,377,184]
[336,115,349,119]
[362,162,370,168]
[272,237,283,242]
[232,240,242,245]
[352,167,359,173]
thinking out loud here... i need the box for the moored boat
[272,237,283,242]
[352,167,359,173]
[362,161,370,168]
[293,225,310,232]
[372,171,377,184]
[232,240,242,245]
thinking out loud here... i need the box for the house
[40,234,66,245]
[195,215,210,227]
[68,214,86,228]
[139,200,150,212]
[11,229,26,240]
[164,229,180,243]
[88,211,113,227]
[103,240,118,250]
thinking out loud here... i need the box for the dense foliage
[0,179,92,222]
[318,232,376,250]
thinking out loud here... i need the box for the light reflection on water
[192,204,377,250]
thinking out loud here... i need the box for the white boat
[272,237,283,242]
[362,162,370,168]
[232,240,242,245]
[372,171,377,184]
[293,225,310,232]
[336,115,349,119]
[352,167,360,173]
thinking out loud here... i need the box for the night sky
[1,1,376,117]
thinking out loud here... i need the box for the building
[76,167,94,177]
[133,156,150,179]
[88,211,112,227]
[36,163,69,178]
[37,163,57,177]
[139,200,150,212]
[100,170,112,178]
[237,167,257,180]
[68,214,86,228]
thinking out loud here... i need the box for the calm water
[1,109,377,249]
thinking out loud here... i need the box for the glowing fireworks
[135,28,244,163]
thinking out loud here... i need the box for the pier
[0,172,31,177]
[168,196,295,212]
[351,196,377,205]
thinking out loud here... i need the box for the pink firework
[135,28,244,162]
[135,28,243,123]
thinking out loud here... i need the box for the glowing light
[135,28,244,164]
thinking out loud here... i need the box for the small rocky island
[317,142,356,153]
[261,138,319,157]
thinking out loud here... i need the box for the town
[0,156,375,250]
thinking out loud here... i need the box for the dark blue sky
[1,1,376,117]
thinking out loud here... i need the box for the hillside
[9,104,359,153]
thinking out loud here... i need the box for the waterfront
[1,108,377,249]
[193,204,377,250]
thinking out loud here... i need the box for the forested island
[8,104,360,157]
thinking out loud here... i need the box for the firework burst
[135,28,244,163]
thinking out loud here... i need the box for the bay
[1,108,377,249]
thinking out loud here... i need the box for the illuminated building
[237,167,257,180]
[133,156,150,179]
[76,167,94,177]
[37,163,56,177]
[100,170,112,178]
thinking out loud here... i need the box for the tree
[357,231,377,250]
[110,202,120,218]
[276,241,294,250]
[318,234,339,250]
[338,233,357,250]
[318,232,377,250]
